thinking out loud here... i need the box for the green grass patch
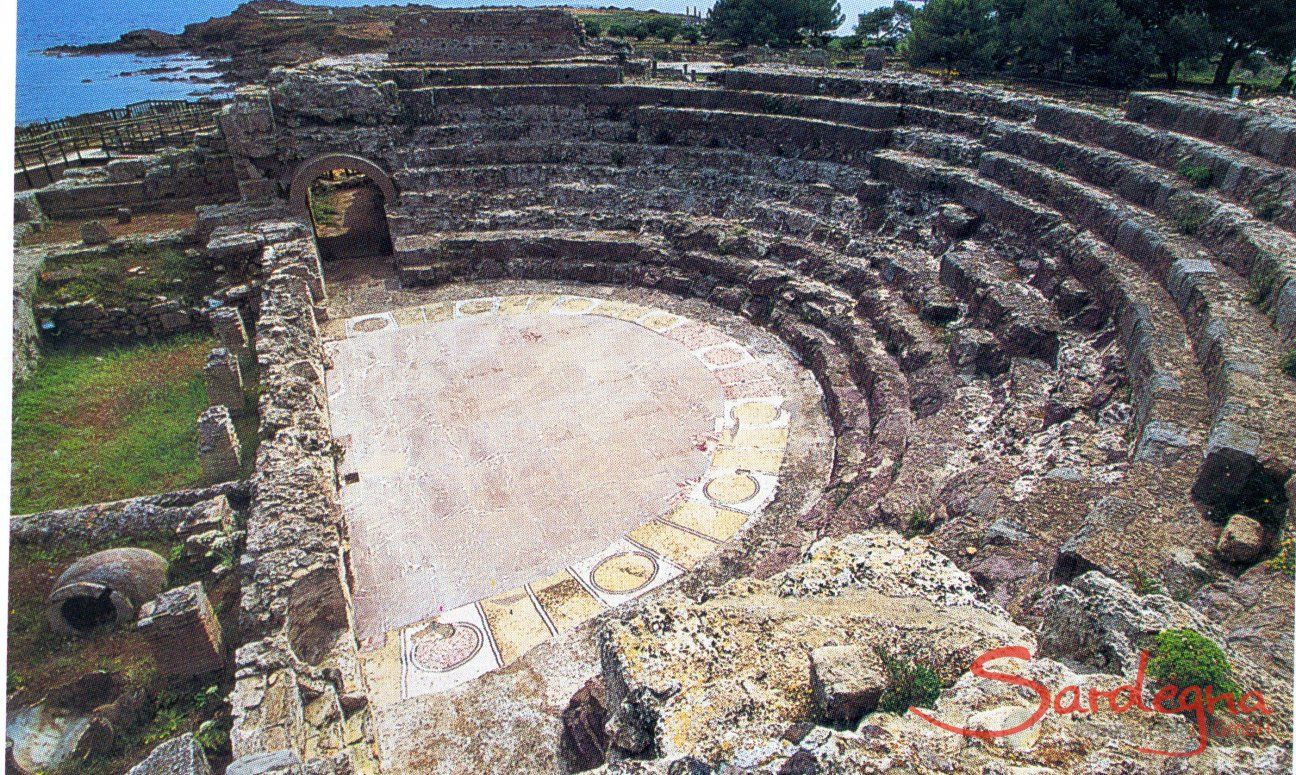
[11,334,217,514]
[34,244,214,309]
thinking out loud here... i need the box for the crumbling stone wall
[10,481,249,548]
[219,209,376,772]
[31,138,238,220]
[389,9,587,64]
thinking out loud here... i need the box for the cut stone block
[809,645,887,728]
[137,582,224,679]
[204,347,245,413]
[1216,514,1266,564]
[80,220,110,245]
[209,306,251,360]
[198,405,241,483]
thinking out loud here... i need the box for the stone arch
[288,153,398,217]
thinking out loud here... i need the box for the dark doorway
[306,168,394,261]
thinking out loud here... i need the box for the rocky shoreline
[48,0,395,84]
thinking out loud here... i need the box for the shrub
[1147,629,1237,696]
[1172,203,1210,235]
[1177,158,1214,188]
[1270,530,1296,576]
[606,22,631,39]
[906,507,933,536]
[583,19,603,38]
[1281,350,1296,380]
[876,648,943,713]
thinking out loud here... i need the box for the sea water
[16,0,882,123]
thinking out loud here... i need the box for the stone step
[1126,92,1296,168]
[720,67,1037,122]
[395,162,862,219]
[972,151,1296,507]
[402,139,873,192]
[988,123,1296,345]
[388,61,623,89]
[871,149,1210,463]
[869,148,1214,582]
[1035,102,1296,231]
[631,106,891,163]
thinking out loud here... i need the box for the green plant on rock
[1281,350,1296,380]
[1172,203,1210,235]
[906,507,933,536]
[1147,629,1237,696]
[1269,530,1296,576]
[1177,158,1214,189]
[875,647,943,713]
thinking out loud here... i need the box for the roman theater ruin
[9,7,1296,774]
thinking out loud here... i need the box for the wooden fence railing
[15,99,227,189]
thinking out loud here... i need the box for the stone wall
[30,135,238,220]
[10,481,249,548]
[218,210,377,772]
[389,8,587,63]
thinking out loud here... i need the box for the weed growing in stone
[876,647,943,713]
[1177,159,1214,189]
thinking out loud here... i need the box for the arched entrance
[289,153,397,261]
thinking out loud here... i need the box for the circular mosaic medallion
[410,621,483,673]
[590,552,659,595]
[556,297,595,313]
[458,299,495,315]
[733,401,780,426]
[704,473,760,505]
[640,312,681,330]
[701,346,747,368]
[354,317,390,333]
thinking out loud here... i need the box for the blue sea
[16,0,887,124]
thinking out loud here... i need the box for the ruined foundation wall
[225,215,376,772]
[389,8,587,64]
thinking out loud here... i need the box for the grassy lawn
[34,242,214,308]
[12,334,221,514]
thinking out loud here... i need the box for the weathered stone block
[809,645,887,728]
[205,347,246,413]
[198,405,241,483]
[1216,514,1266,564]
[81,220,111,245]
[127,733,212,775]
[210,306,251,360]
[137,582,225,679]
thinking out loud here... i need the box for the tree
[904,0,1000,72]
[583,19,604,39]
[705,0,845,47]
[642,15,685,43]
[1205,0,1295,86]
[606,22,631,39]
[1154,12,1216,86]
[856,1,917,47]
